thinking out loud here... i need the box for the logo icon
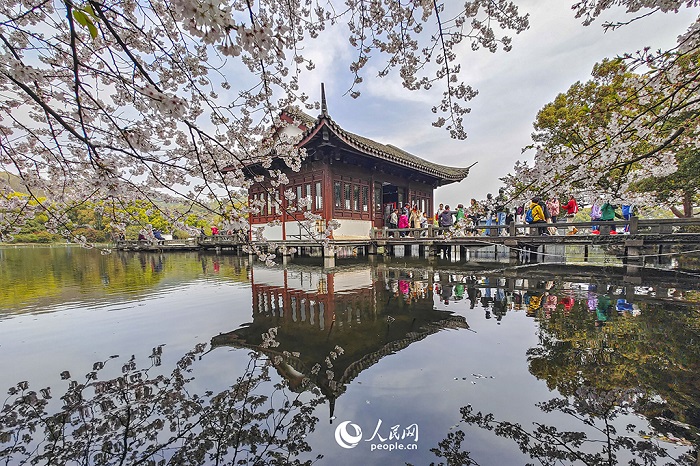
[334,420,363,449]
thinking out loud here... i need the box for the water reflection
[525,283,700,450]
[0,344,324,466]
[212,265,469,420]
[210,261,699,463]
[427,384,695,466]
[1,248,699,464]
[0,247,249,316]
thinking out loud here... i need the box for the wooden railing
[370,216,700,240]
[115,217,700,249]
[198,233,248,245]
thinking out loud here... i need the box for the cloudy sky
[292,2,698,208]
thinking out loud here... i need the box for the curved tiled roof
[283,107,473,184]
[283,106,317,128]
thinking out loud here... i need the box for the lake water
[0,246,698,465]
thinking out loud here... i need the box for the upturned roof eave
[289,110,472,184]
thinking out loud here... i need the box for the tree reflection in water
[0,343,323,465]
[422,283,699,466]
[426,386,694,466]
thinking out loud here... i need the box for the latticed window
[374,182,382,214]
[353,185,360,211]
[362,186,369,212]
[315,181,323,210]
[334,181,341,208]
[344,183,351,210]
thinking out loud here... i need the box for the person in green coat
[600,202,619,234]
[455,204,466,221]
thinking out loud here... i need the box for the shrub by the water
[10,231,60,243]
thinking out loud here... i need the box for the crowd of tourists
[521,195,636,236]
[387,191,637,237]
[385,205,431,236]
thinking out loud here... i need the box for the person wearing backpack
[621,204,635,233]
[525,207,534,224]
[438,205,455,236]
[528,197,547,235]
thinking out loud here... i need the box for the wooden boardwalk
[115,217,700,268]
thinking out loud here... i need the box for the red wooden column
[281,185,287,240]
[322,163,333,235]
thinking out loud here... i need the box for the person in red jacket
[561,195,578,234]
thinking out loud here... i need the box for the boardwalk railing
[371,216,700,239]
[114,216,700,252]
[199,232,248,245]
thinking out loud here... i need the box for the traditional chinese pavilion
[246,85,473,240]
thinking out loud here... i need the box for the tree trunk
[683,191,692,218]
[670,191,694,218]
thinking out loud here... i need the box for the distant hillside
[0,172,45,198]
[1,171,31,194]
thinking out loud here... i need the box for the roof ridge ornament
[320,83,328,118]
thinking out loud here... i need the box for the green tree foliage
[2,194,228,242]
[532,59,629,153]
[631,148,700,218]
[507,42,700,215]
[527,59,649,196]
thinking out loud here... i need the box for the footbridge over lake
[115,217,700,269]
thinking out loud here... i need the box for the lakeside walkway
[114,217,700,270]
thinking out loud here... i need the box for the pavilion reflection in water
[211,265,469,420]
